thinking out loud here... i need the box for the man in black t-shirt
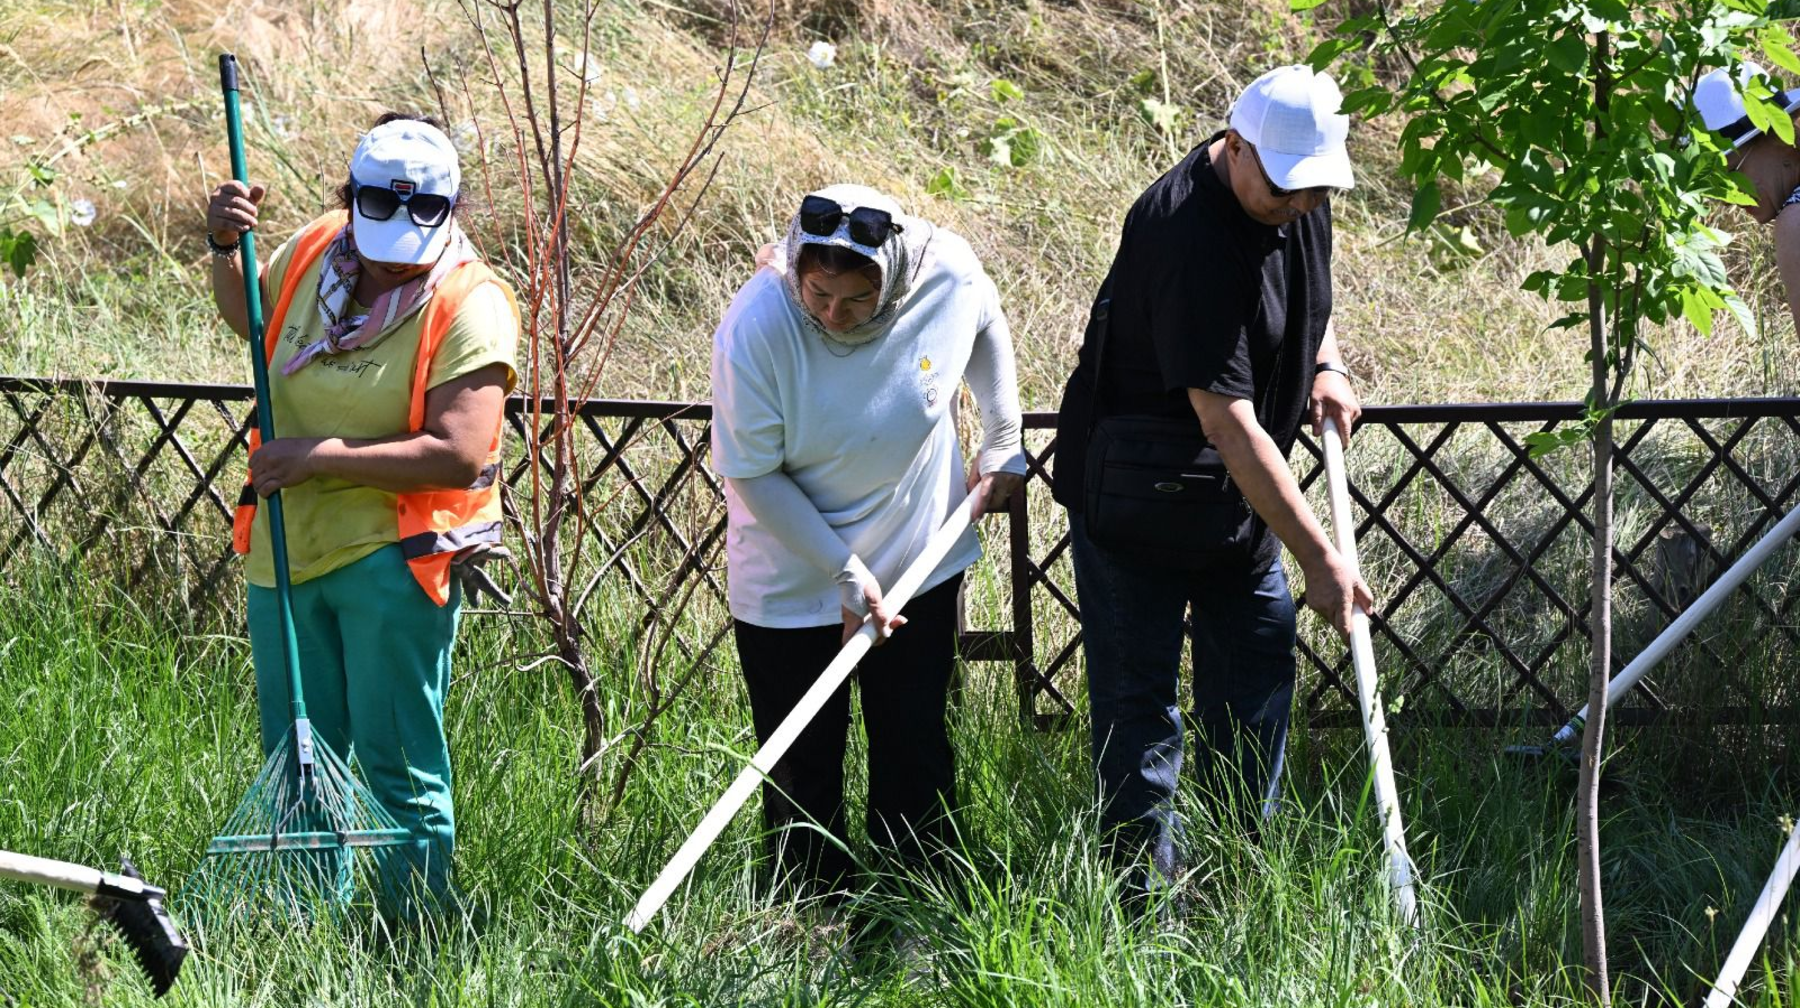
[1053,65,1373,886]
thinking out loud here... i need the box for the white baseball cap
[1228,65,1355,191]
[1694,63,1800,149]
[347,119,461,265]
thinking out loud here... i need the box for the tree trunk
[1577,31,1614,1005]
[557,620,605,795]
[1579,406,1614,1006]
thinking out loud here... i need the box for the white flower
[111,179,128,189]
[69,198,96,227]
[807,41,837,69]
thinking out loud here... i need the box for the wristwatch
[1314,360,1352,380]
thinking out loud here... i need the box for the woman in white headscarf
[710,184,1026,898]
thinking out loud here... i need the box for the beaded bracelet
[205,231,241,257]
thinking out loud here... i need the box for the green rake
[189,54,410,916]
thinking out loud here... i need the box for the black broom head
[89,858,189,998]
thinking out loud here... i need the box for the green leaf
[1289,0,1330,10]
[0,227,37,278]
[925,166,971,201]
[1745,81,1798,146]
[1339,86,1392,118]
[990,78,1024,103]
[1138,97,1185,137]
[24,198,61,237]
[1006,125,1043,166]
[1128,69,1157,95]
[1523,427,1587,458]
[1407,180,1442,232]
[1724,292,1757,338]
[1546,33,1587,74]
[24,162,54,187]
[1679,284,1718,335]
[1720,172,1760,206]
[1306,38,1361,71]
[1762,28,1800,77]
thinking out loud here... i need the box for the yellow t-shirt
[244,229,520,588]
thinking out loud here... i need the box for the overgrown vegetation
[1,560,1796,1005]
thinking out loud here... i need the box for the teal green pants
[247,544,459,915]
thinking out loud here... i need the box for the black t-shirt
[1054,132,1334,564]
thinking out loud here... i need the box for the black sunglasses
[1245,143,1336,200]
[352,180,455,228]
[798,195,904,247]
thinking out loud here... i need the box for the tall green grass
[1,561,1795,1005]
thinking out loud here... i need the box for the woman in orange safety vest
[204,113,518,920]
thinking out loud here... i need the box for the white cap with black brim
[1695,62,1800,149]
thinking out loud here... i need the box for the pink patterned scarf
[282,223,476,376]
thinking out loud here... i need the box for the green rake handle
[219,54,309,735]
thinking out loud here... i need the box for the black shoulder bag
[1079,284,1279,570]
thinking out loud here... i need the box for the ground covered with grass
[1,568,1794,1006]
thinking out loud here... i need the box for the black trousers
[732,573,963,897]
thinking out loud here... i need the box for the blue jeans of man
[1068,520,1297,882]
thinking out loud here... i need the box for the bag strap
[1083,272,1116,440]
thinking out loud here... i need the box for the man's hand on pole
[1309,369,1362,444]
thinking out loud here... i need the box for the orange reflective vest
[230,212,516,606]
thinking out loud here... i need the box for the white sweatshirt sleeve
[726,470,881,617]
[965,277,1028,476]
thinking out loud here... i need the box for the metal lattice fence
[3,376,1797,731]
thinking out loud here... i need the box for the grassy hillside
[3,0,1796,404]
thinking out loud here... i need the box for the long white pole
[1703,816,1800,1008]
[1544,505,1800,749]
[0,850,158,900]
[625,490,980,932]
[1322,420,1420,928]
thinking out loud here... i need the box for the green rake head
[188,724,411,918]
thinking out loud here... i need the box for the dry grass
[0,0,1795,407]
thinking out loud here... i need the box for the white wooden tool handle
[0,850,104,895]
[1548,503,1800,748]
[1704,815,1800,1008]
[1321,420,1420,928]
[625,490,981,932]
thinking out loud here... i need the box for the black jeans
[1068,520,1297,884]
[732,573,963,897]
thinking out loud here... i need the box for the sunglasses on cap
[352,179,455,228]
[798,194,905,248]
[1245,143,1337,200]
